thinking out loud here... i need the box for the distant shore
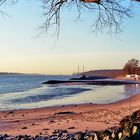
[0,92,140,136]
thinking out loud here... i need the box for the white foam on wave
[0,84,96,110]
[0,85,130,110]
[0,85,48,101]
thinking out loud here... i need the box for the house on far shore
[126,74,140,80]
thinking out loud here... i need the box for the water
[0,74,140,110]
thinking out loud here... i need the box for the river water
[0,74,140,110]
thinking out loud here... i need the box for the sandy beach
[0,93,140,137]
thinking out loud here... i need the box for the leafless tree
[41,0,138,36]
[0,0,140,35]
[0,0,18,16]
[0,0,18,6]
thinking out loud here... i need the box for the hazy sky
[0,0,140,75]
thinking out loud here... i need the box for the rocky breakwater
[1,110,140,140]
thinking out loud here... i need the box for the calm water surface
[0,74,140,110]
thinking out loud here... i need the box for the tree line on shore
[123,58,140,75]
[76,58,140,77]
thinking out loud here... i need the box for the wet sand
[0,93,140,136]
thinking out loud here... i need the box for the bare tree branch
[0,0,139,36]
[41,0,135,36]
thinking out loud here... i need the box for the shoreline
[0,89,138,112]
[1,83,139,112]
[0,93,140,136]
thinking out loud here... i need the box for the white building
[126,74,140,80]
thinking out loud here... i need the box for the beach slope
[0,93,140,136]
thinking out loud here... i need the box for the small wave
[11,87,90,103]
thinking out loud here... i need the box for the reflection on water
[124,84,140,95]
[1,82,140,110]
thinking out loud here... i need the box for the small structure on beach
[126,74,140,80]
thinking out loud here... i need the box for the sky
[0,0,140,75]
